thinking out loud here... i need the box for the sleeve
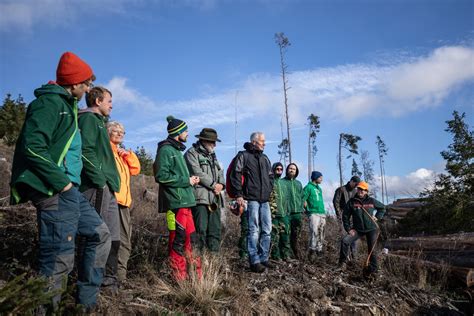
[124,151,141,176]
[184,149,214,189]
[155,146,190,188]
[373,198,386,220]
[302,185,310,211]
[229,153,245,198]
[21,100,71,192]
[79,114,106,188]
[342,202,352,233]
[333,188,342,218]
[217,161,225,187]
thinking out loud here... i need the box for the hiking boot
[250,263,266,273]
[261,261,274,269]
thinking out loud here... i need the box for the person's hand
[349,229,356,236]
[236,196,245,207]
[61,183,73,192]
[189,176,200,186]
[213,183,224,195]
[117,148,129,157]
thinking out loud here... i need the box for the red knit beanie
[56,52,94,85]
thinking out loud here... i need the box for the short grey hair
[250,132,264,142]
[106,121,125,136]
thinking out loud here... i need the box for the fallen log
[388,249,474,268]
[383,253,473,288]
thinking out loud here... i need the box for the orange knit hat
[56,52,93,85]
[357,181,369,191]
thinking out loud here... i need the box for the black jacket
[229,142,273,202]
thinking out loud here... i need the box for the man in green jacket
[270,162,291,261]
[303,171,326,263]
[79,86,121,294]
[184,128,225,253]
[154,116,202,281]
[281,163,304,259]
[339,181,385,277]
[10,52,111,312]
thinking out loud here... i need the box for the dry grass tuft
[151,253,235,314]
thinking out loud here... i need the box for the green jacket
[303,181,325,215]
[184,142,225,206]
[154,137,196,211]
[343,195,385,233]
[270,177,287,217]
[10,84,79,204]
[281,177,304,214]
[78,110,120,192]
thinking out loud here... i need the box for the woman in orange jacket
[107,121,141,282]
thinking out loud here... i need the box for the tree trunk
[339,134,343,188]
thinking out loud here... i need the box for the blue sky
[1,0,473,208]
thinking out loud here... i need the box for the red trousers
[168,208,202,280]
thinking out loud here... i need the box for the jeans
[33,186,111,309]
[247,201,272,265]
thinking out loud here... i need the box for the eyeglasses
[111,130,125,135]
[275,168,283,171]
[83,81,94,89]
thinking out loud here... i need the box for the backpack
[226,151,246,198]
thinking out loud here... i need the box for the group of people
[10,52,140,312]
[9,51,386,312]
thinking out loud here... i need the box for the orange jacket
[111,142,141,207]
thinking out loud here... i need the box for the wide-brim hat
[195,128,221,142]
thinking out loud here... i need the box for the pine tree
[0,94,27,146]
[338,133,362,187]
[307,114,320,180]
[134,146,154,176]
[351,158,362,178]
[400,111,474,234]
[275,32,292,162]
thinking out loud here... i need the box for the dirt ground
[1,199,471,315]
[0,143,471,315]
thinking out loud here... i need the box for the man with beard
[281,163,304,259]
[184,128,225,253]
[269,162,291,261]
[333,176,361,259]
[154,116,201,280]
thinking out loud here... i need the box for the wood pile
[384,233,474,287]
[386,198,424,220]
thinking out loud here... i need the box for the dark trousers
[339,229,379,272]
[82,187,120,288]
[289,213,302,259]
[238,210,248,258]
[192,204,221,252]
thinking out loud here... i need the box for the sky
[1,0,473,210]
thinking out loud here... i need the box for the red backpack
[226,152,246,198]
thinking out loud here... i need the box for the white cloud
[0,0,216,32]
[104,45,474,144]
[383,168,437,199]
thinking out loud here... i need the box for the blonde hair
[107,121,125,136]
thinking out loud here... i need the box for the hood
[34,83,72,99]
[243,142,262,153]
[285,162,299,179]
[77,107,109,122]
[158,136,186,152]
[272,162,284,179]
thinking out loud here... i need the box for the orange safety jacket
[111,142,141,207]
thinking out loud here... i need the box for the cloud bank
[105,45,474,144]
